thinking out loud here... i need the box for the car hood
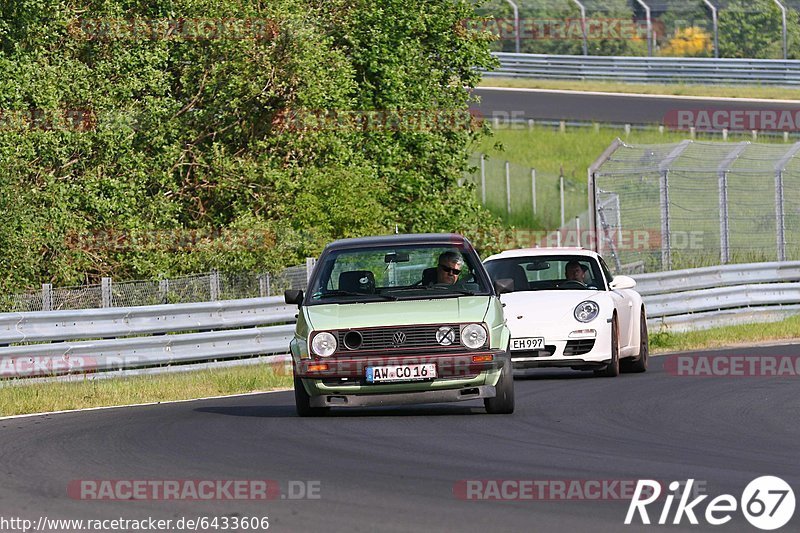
[501,290,604,325]
[304,297,491,331]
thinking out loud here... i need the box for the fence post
[531,168,536,215]
[480,154,486,205]
[259,273,269,297]
[505,161,511,216]
[42,283,52,312]
[575,216,581,248]
[101,277,112,308]
[560,176,565,228]
[159,279,169,304]
[210,270,220,301]
[660,170,672,270]
[306,257,315,282]
[776,170,786,261]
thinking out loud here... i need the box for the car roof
[323,233,470,252]
[483,247,601,262]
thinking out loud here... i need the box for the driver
[436,251,464,285]
[565,260,588,284]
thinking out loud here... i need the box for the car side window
[599,257,614,285]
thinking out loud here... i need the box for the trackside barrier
[633,261,800,332]
[485,53,800,85]
[2,260,799,380]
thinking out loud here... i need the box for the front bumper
[309,385,496,408]
[295,350,507,379]
[508,322,613,370]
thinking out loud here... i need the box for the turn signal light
[472,354,493,363]
[307,363,330,372]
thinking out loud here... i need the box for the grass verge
[479,78,800,101]
[650,315,800,354]
[0,363,292,418]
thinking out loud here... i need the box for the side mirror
[494,278,514,295]
[284,289,304,305]
[609,275,636,290]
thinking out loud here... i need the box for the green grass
[468,124,794,234]
[480,78,800,101]
[650,315,800,354]
[0,363,292,418]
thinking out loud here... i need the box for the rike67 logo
[625,477,795,530]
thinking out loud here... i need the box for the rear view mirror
[526,262,550,271]
[385,252,410,263]
[285,289,304,305]
[494,278,514,294]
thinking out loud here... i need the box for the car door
[599,257,635,350]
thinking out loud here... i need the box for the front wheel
[485,358,515,414]
[294,376,329,417]
[595,318,620,378]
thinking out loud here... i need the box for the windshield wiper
[317,290,397,301]
[427,285,476,295]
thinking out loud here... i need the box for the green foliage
[719,0,800,59]
[0,0,502,292]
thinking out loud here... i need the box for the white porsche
[484,248,648,377]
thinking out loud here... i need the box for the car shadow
[195,403,486,418]
[513,369,599,380]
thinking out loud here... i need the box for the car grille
[335,324,473,354]
[563,339,595,356]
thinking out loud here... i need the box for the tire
[622,310,648,373]
[294,376,329,417]
[595,317,620,378]
[485,358,515,414]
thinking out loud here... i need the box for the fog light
[569,329,597,338]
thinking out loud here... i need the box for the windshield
[485,255,605,292]
[306,243,492,304]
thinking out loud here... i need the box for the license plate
[511,337,545,351]
[366,364,437,383]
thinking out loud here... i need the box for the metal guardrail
[2,261,798,381]
[485,53,800,85]
[0,298,296,381]
[634,261,800,332]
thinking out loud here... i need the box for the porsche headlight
[574,301,600,323]
[461,323,488,349]
[311,332,337,357]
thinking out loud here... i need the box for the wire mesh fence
[591,140,800,273]
[465,153,588,230]
[0,264,311,313]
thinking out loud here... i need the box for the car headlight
[311,332,337,357]
[461,323,488,349]
[574,301,600,323]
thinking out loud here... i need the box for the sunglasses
[438,264,461,275]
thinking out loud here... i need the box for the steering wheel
[558,280,587,289]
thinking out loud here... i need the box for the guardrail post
[42,283,52,312]
[210,270,220,301]
[101,277,112,308]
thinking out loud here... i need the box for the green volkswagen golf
[284,233,514,416]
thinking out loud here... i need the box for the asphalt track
[471,87,800,125]
[1,345,798,533]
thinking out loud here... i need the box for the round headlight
[574,301,600,323]
[461,323,488,349]
[311,332,337,357]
